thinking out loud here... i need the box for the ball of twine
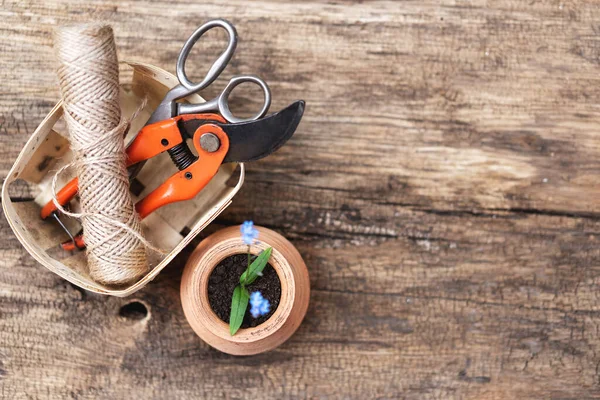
[54,23,149,285]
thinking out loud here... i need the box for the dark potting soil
[208,253,281,329]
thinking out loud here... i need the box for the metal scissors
[147,19,272,125]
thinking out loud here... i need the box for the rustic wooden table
[2,1,600,398]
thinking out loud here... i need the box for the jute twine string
[53,23,156,285]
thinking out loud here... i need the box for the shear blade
[180,100,305,163]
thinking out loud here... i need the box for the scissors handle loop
[179,75,272,123]
[176,19,237,93]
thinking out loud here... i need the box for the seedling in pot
[229,221,273,335]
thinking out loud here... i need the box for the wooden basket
[1,62,244,297]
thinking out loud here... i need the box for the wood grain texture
[1,0,600,398]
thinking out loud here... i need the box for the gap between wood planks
[10,192,600,221]
[312,287,600,317]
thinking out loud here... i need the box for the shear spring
[168,142,197,170]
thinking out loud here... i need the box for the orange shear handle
[135,124,229,218]
[58,122,229,250]
[41,117,190,220]
[40,178,79,220]
[42,114,227,220]
[40,118,184,219]
[43,114,229,251]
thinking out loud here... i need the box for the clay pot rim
[181,225,310,355]
[193,235,296,344]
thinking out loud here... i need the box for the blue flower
[249,291,263,305]
[240,220,259,245]
[249,291,270,318]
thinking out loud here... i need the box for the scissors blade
[179,100,305,163]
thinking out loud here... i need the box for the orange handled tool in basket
[41,101,304,251]
[41,19,305,251]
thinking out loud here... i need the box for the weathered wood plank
[2,210,600,398]
[1,0,600,399]
[3,0,600,213]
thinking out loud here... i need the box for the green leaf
[240,247,273,286]
[229,285,250,336]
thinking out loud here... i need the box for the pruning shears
[41,19,304,251]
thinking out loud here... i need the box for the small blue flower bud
[250,306,261,318]
[240,221,259,245]
[259,299,270,315]
[249,291,271,318]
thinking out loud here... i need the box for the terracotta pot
[180,226,310,355]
